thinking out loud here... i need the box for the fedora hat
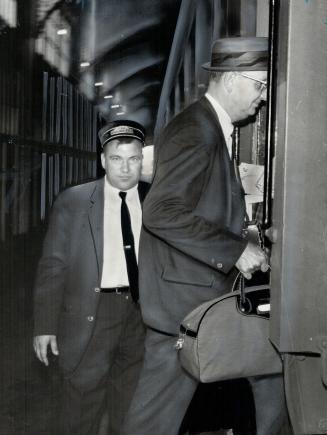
[98,120,145,148]
[202,37,268,71]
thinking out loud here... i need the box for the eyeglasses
[239,73,267,93]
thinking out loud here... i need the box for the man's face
[231,71,267,121]
[101,138,143,190]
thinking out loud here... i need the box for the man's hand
[33,335,59,366]
[235,242,270,280]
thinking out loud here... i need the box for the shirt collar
[104,177,139,201]
[205,92,234,144]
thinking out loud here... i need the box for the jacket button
[217,263,223,269]
[87,316,94,322]
[94,287,100,293]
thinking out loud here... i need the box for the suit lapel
[138,180,150,205]
[198,97,227,148]
[198,97,244,227]
[88,178,105,281]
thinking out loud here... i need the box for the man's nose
[121,160,129,172]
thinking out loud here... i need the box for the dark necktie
[119,191,139,303]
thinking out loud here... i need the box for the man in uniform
[33,120,148,434]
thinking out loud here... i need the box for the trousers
[58,293,145,435]
[123,329,286,435]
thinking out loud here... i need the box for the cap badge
[110,126,134,136]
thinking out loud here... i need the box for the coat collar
[198,96,227,146]
[88,178,105,280]
[89,177,105,205]
[138,180,150,204]
[197,97,240,223]
[89,177,150,205]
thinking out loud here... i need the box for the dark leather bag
[176,274,282,382]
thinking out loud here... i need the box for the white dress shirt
[205,92,234,158]
[100,180,142,288]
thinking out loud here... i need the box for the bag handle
[234,220,267,314]
[234,273,253,314]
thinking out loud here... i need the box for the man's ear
[100,152,106,170]
[223,72,235,93]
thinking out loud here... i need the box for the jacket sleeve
[33,192,70,336]
[143,125,247,274]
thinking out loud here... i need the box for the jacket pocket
[162,264,214,287]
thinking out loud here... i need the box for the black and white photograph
[0,0,326,434]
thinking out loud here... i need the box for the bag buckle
[175,327,187,350]
[174,337,185,350]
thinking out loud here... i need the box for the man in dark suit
[33,120,148,435]
[123,38,286,435]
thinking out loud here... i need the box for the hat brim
[202,62,222,71]
[202,62,267,72]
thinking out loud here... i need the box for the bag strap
[239,274,246,307]
[234,273,253,314]
[234,220,268,313]
[148,325,178,338]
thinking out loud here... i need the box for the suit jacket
[139,97,248,334]
[33,177,149,374]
